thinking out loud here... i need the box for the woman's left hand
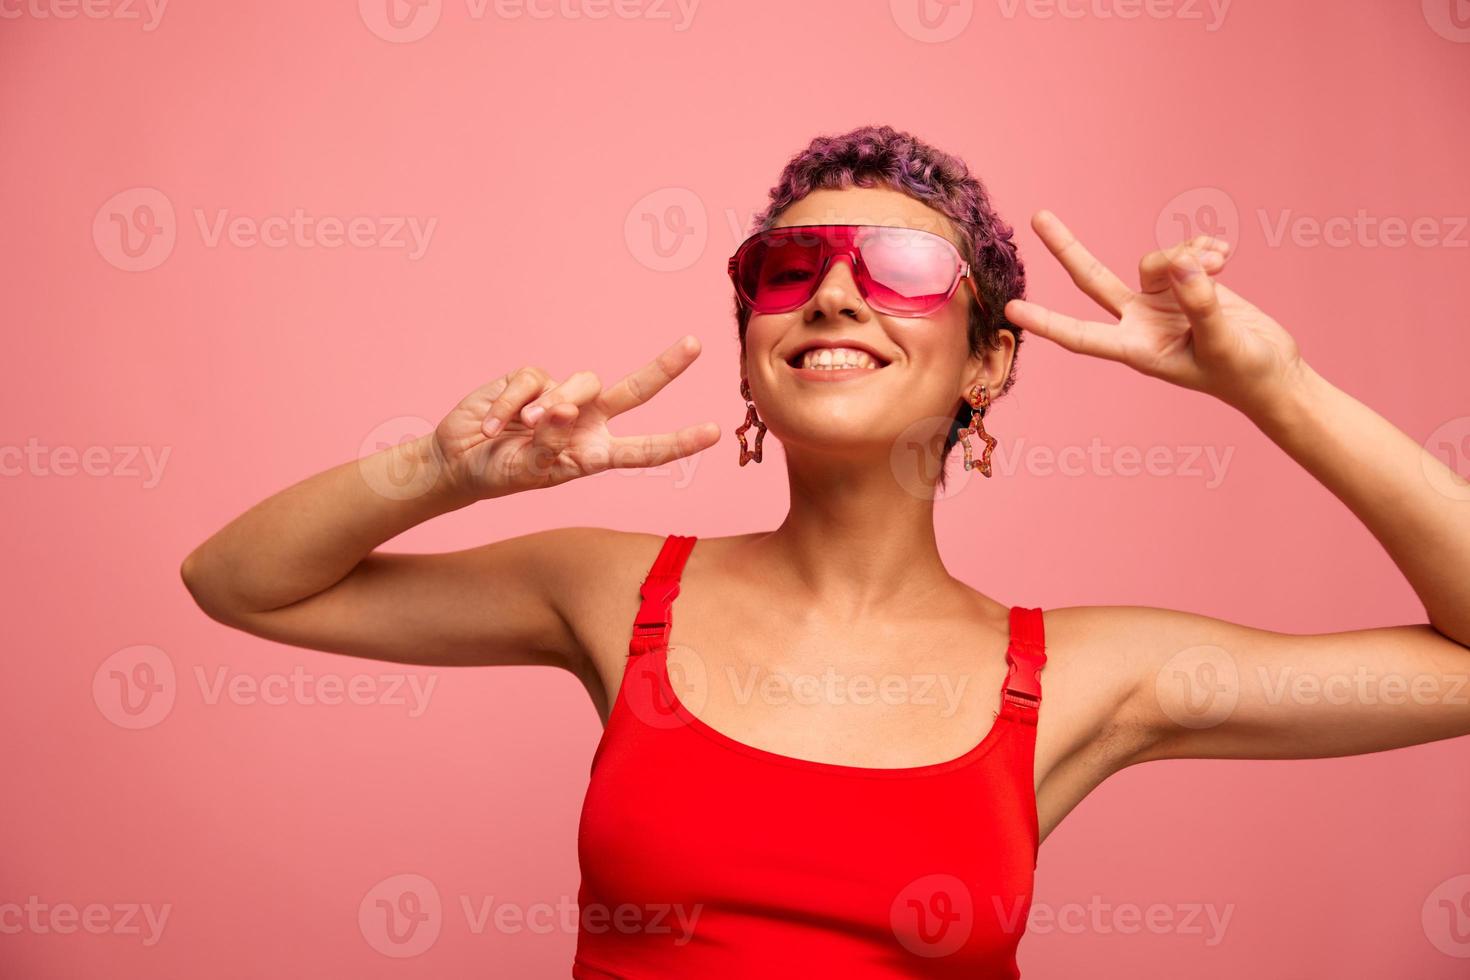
[1004,210,1307,416]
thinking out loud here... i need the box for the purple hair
[733,125,1026,486]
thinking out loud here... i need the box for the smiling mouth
[786,347,890,371]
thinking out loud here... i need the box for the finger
[1165,252,1232,351]
[520,370,603,426]
[1140,242,1226,293]
[597,335,701,419]
[530,402,579,456]
[1031,210,1133,318]
[605,422,721,470]
[482,367,553,437]
[1004,298,1133,363]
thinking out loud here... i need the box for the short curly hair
[733,125,1025,488]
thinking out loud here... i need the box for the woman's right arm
[179,338,719,677]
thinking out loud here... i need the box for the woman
[180,125,1470,977]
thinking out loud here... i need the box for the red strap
[1002,606,1047,713]
[629,534,697,658]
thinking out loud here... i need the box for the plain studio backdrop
[3,1,1469,976]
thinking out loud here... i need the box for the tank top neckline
[618,534,1045,781]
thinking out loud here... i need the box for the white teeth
[798,347,881,370]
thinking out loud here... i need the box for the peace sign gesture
[432,335,721,500]
[1004,211,1308,415]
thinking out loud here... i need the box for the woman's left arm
[1007,210,1470,763]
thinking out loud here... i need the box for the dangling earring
[735,377,766,466]
[958,383,997,478]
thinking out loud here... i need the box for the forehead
[770,185,961,243]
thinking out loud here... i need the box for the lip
[785,362,886,383]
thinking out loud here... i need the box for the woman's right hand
[432,334,722,501]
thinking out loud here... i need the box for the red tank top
[574,534,1048,978]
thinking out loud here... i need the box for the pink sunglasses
[728,224,982,318]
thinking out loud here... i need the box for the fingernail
[484,417,502,437]
[522,405,545,425]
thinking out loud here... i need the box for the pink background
[4,0,1470,976]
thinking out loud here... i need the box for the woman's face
[743,185,1014,471]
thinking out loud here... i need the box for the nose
[806,253,870,322]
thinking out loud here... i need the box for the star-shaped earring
[736,377,766,466]
[959,382,997,478]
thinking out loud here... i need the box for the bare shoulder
[531,527,757,716]
[1028,605,1171,779]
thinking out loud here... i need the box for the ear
[962,330,1016,401]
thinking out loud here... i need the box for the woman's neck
[742,455,956,618]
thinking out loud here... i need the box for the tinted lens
[854,226,960,315]
[736,230,837,313]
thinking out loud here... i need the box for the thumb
[1167,251,1231,352]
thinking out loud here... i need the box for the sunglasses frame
[727,223,983,318]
